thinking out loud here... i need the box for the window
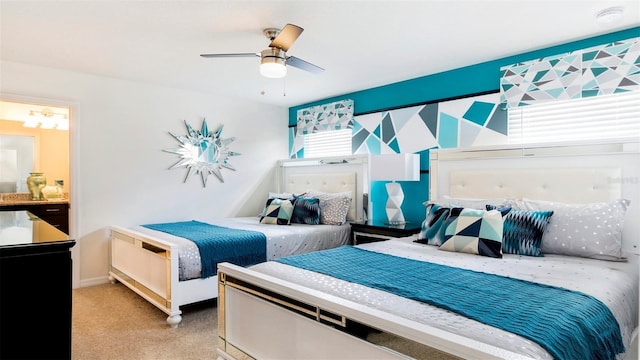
[507,91,640,144]
[303,129,352,158]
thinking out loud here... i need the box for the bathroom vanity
[0,210,75,359]
[0,193,70,234]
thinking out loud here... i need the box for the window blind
[303,129,352,158]
[508,91,640,144]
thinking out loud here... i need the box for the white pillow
[438,195,509,209]
[305,190,352,225]
[517,198,630,261]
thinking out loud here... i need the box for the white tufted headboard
[278,155,369,222]
[430,142,640,254]
[448,168,621,204]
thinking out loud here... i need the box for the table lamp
[370,153,420,225]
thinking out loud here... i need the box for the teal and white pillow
[290,195,321,225]
[487,205,554,257]
[416,202,452,246]
[260,198,294,225]
[439,208,504,258]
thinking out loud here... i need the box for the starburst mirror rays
[164,118,240,187]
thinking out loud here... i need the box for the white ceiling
[1,1,638,108]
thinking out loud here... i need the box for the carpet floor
[72,283,218,360]
[72,283,459,360]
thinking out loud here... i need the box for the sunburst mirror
[164,119,240,187]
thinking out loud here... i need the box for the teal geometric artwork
[501,37,639,108]
[349,92,506,155]
[289,92,506,158]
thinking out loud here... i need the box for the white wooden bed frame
[108,155,368,327]
[216,142,640,360]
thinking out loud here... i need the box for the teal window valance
[500,37,640,108]
[296,99,354,135]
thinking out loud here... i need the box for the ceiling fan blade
[200,53,260,58]
[286,56,324,74]
[269,24,303,52]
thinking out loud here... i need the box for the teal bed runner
[275,246,624,360]
[143,220,266,279]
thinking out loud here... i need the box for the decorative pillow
[487,205,554,257]
[439,208,504,258]
[259,192,296,218]
[416,202,452,246]
[305,191,352,225]
[290,196,321,225]
[259,198,294,225]
[517,198,630,261]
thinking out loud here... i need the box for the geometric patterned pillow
[290,196,321,225]
[439,208,504,258]
[487,205,554,257]
[416,202,452,246]
[259,192,296,218]
[260,198,294,225]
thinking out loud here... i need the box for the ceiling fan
[200,24,324,78]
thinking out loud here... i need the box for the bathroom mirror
[0,135,35,193]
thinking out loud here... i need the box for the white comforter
[250,235,639,359]
[131,217,351,280]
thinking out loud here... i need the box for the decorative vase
[27,172,47,200]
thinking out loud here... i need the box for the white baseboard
[77,275,110,288]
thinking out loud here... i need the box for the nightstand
[350,220,422,245]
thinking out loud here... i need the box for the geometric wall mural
[296,99,354,135]
[289,92,506,158]
[352,92,506,155]
[290,99,354,158]
[501,37,639,108]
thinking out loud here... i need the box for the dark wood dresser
[0,199,70,234]
[0,210,75,359]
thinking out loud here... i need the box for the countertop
[0,193,69,206]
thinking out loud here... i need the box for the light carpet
[72,283,460,360]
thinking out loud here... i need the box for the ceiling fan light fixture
[260,49,287,78]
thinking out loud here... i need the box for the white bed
[216,142,640,360]
[108,156,369,327]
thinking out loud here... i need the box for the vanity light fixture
[23,111,40,128]
[23,108,69,130]
[595,6,624,26]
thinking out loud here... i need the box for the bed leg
[167,314,182,328]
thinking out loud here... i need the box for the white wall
[0,60,288,287]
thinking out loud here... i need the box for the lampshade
[370,153,420,181]
[371,153,420,225]
[260,48,287,78]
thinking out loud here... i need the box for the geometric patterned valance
[296,99,354,135]
[500,37,640,108]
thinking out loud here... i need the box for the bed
[216,142,640,360]
[108,156,369,327]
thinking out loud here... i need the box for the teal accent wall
[289,27,640,223]
[289,27,639,124]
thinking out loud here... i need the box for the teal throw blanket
[143,220,266,278]
[276,246,624,360]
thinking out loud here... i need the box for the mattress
[250,235,639,359]
[131,217,351,281]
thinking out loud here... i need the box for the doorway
[0,94,78,288]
